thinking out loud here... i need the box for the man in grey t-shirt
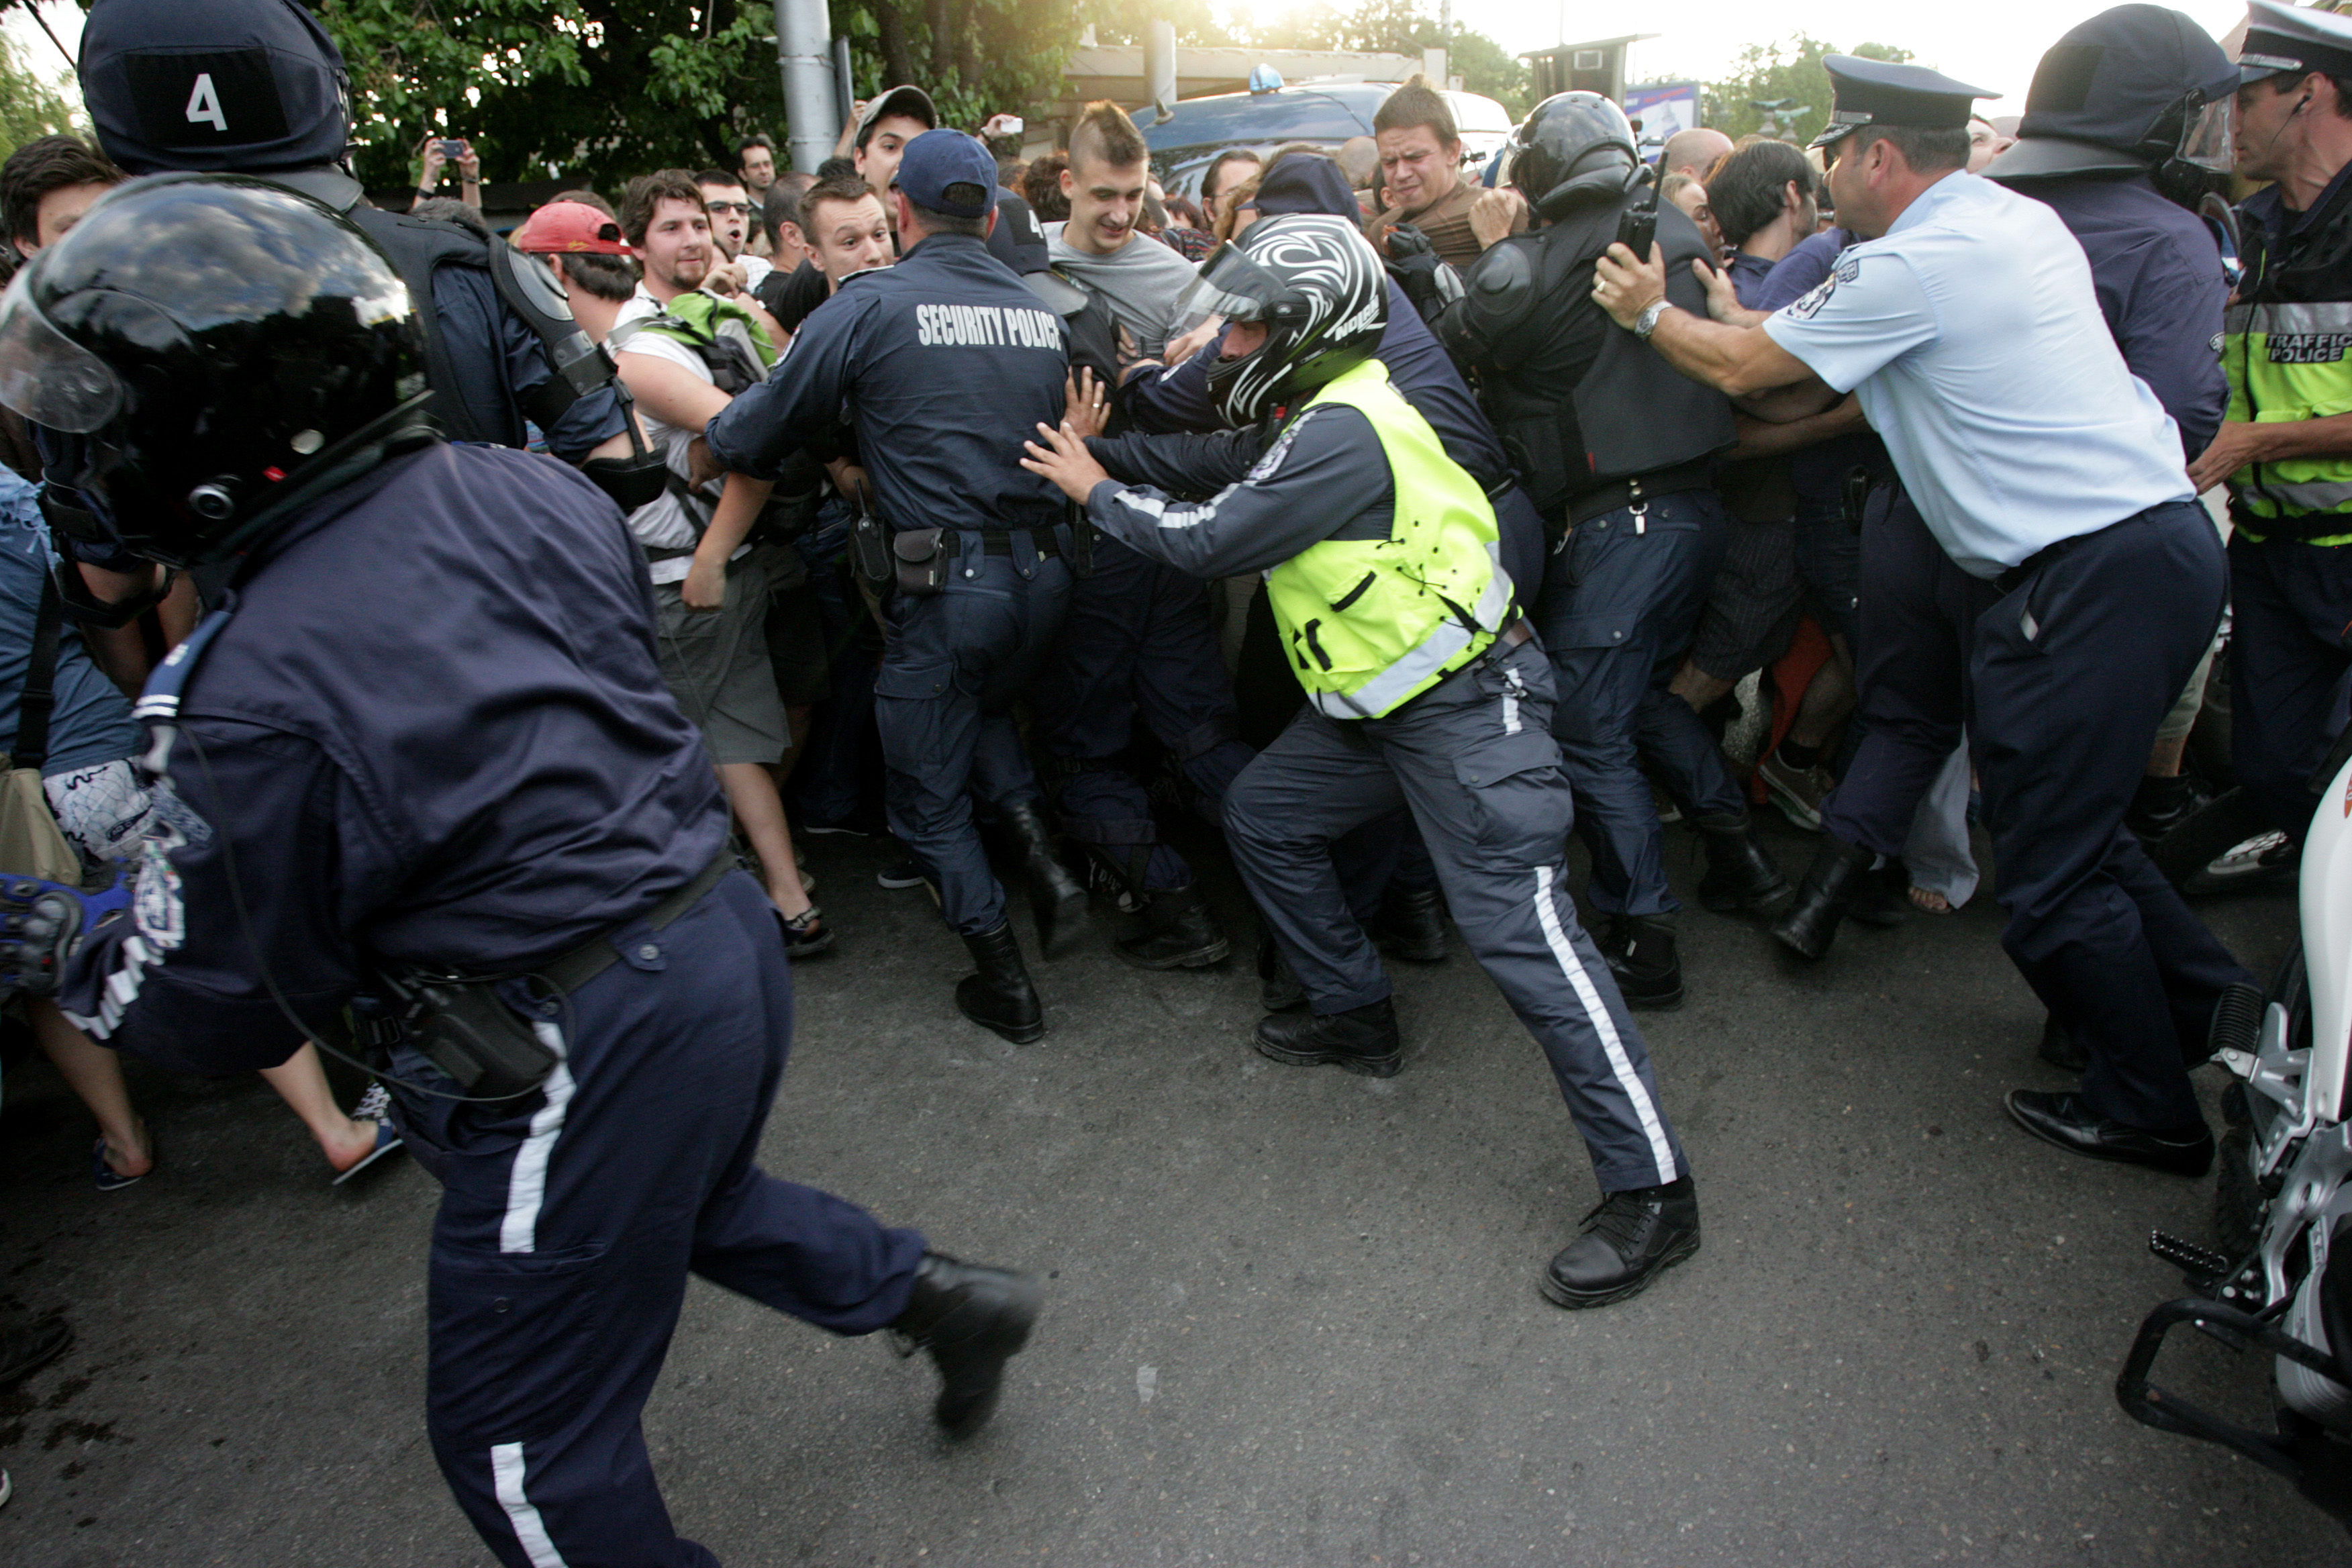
[1046,99,1197,355]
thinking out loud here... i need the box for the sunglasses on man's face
[705,200,752,216]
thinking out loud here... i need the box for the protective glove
[1383,224,1464,322]
[0,871,129,995]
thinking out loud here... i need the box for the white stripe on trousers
[1530,865,1680,1185]
[491,1442,571,1568]
[499,1022,575,1255]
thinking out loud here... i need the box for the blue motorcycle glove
[0,871,129,995]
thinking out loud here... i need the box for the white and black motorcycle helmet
[1173,213,1387,428]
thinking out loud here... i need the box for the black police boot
[1600,914,1684,1011]
[1541,1177,1701,1310]
[1769,835,1876,961]
[1692,812,1792,916]
[956,924,1045,1044]
[1369,885,1450,963]
[888,1253,1044,1439]
[2126,773,2206,843]
[1116,884,1232,970]
[1256,927,1306,1013]
[1254,997,1403,1077]
[999,799,1088,959]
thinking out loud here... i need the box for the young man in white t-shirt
[607,170,830,954]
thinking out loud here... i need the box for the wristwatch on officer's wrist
[1634,300,1671,341]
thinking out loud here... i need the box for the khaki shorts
[654,542,789,766]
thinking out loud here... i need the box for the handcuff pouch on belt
[891,527,950,597]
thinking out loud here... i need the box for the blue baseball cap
[895,130,999,219]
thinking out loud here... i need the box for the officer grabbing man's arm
[1023,215,1704,1314]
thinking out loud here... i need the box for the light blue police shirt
[1761,171,2193,579]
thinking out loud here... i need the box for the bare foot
[1908,886,1953,915]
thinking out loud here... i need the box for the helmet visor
[1169,242,1304,338]
[2177,95,2234,173]
[0,278,124,435]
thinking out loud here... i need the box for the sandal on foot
[780,905,836,959]
[92,1138,146,1193]
[332,1118,405,1186]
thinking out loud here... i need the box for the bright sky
[1449,0,2250,109]
[0,0,2260,123]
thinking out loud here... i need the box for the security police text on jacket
[709,130,1087,1046]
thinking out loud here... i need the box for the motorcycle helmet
[1504,92,1643,221]
[0,173,429,567]
[1171,213,1387,428]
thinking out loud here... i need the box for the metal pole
[831,36,855,148]
[773,0,838,175]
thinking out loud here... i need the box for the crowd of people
[0,0,2347,1557]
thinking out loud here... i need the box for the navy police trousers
[1029,536,1254,893]
[1536,490,1749,918]
[395,873,926,1567]
[2229,529,2352,842]
[874,536,1071,936]
[1222,638,1687,1193]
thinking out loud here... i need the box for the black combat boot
[1116,883,1232,969]
[1768,835,1876,961]
[956,924,1045,1044]
[889,1253,1044,1438]
[998,798,1089,959]
[1600,914,1683,1010]
[1256,927,1306,1013]
[1541,1177,1701,1309]
[1253,997,1403,1076]
[1692,812,1792,916]
[1369,884,1450,963]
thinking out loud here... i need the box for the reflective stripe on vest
[2224,297,2352,521]
[1265,358,1513,721]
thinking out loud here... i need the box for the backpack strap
[15,572,62,773]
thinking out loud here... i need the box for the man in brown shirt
[1371,75,1483,267]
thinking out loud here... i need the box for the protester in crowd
[1198,146,1261,222]
[1660,170,1724,255]
[1433,92,1787,1012]
[1215,174,1261,240]
[738,130,777,199]
[1967,115,2016,172]
[711,131,1083,1040]
[1337,133,1380,199]
[855,83,938,237]
[1024,149,1071,220]
[609,170,830,955]
[1598,54,2249,1177]
[1669,138,1857,834]
[1661,125,1734,182]
[1372,76,1483,266]
[763,170,816,272]
[1048,102,1199,360]
[413,130,480,211]
[2186,0,2352,850]
[696,167,774,293]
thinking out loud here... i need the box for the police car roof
[1138,82,1510,195]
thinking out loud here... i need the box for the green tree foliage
[315,0,1081,195]
[1700,36,1912,146]
[0,28,80,162]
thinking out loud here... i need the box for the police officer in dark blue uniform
[0,175,1040,1568]
[710,131,1085,1044]
[1430,93,1791,1012]
[73,0,654,498]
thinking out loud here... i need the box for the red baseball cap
[512,201,629,255]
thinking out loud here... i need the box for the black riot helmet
[1504,93,1643,222]
[1170,213,1388,428]
[0,173,430,568]
[1984,5,2238,192]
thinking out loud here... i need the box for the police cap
[78,0,352,182]
[2237,0,2352,87]
[896,130,998,219]
[1811,55,1998,150]
[1986,5,2236,181]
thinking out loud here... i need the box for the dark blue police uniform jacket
[56,444,729,1071]
[2020,173,2228,458]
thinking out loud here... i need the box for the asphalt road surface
[1,816,2343,1566]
